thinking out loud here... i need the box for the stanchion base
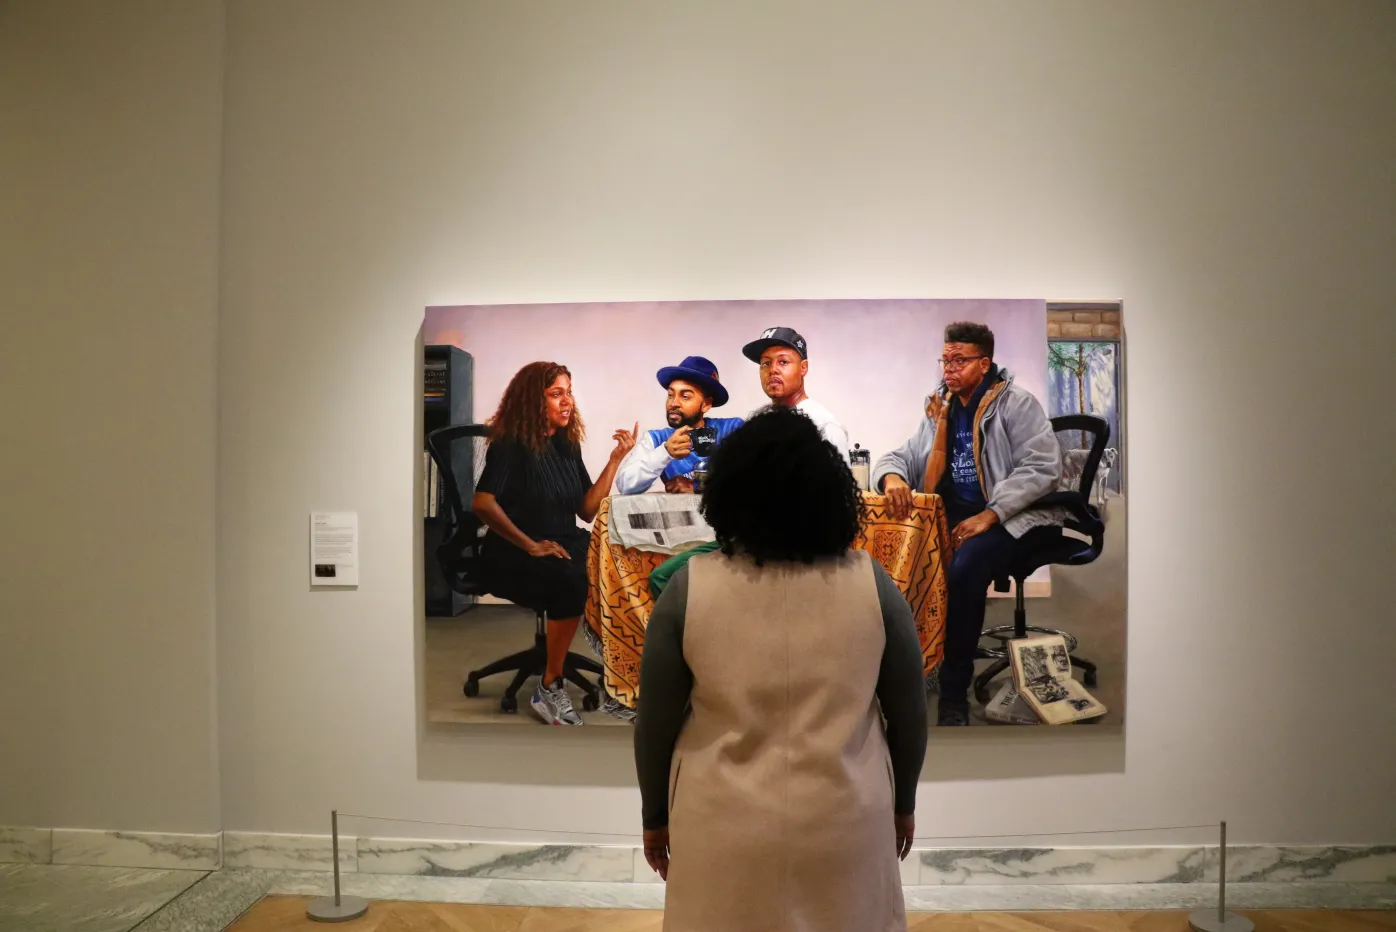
[307,895,369,922]
[1188,909,1254,932]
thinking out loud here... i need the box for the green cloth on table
[648,540,722,597]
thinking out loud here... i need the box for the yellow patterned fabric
[584,493,950,711]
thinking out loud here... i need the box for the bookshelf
[423,344,475,618]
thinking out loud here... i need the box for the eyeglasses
[938,355,986,370]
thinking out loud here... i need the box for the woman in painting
[472,361,636,726]
[632,405,928,931]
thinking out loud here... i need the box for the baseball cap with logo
[741,326,808,363]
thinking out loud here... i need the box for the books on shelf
[1006,633,1108,725]
[424,358,448,400]
[423,450,443,519]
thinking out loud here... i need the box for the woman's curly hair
[699,404,865,564]
[487,361,586,453]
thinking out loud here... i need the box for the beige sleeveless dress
[663,548,907,932]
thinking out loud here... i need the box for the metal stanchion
[1188,821,1253,932]
[307,810,369,922]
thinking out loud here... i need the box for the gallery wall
[7,0,1389,843]
[0,0,224,831]
[215,0,1396,844]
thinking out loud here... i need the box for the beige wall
[216,0,1396,844]
[5,0,1393,844]
[0,0,224,831]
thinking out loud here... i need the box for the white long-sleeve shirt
[614,399,850,495]
[614,431,679,495]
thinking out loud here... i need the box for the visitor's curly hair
[486,361,586,453]
[699,405,865,565]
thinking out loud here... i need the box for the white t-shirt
[797,398,851,464]
[747,397,850,464]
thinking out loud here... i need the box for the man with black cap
[615,355,745,495]
[742,326,850,464]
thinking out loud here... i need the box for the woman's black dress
[476,433,591,619]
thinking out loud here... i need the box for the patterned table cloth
[583,492,951,711]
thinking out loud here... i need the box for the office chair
[425,424,603,715]
[972,414,1108,707]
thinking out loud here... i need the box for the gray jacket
[871,367,1066,539]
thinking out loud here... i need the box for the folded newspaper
[984,680,1041,725]
[608,493,717,555]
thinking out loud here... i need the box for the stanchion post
[1217,820,1228,920]
[332,810,342,905]
[307,809,369,923]
[1188,820,1253,932]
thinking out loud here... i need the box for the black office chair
[972,414,1108,707]
[425,424,603,715]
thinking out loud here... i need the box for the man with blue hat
[615,355,745,495]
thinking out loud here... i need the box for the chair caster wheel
[582,693,600,712]
[1084,670,1098,688]
[500,695,517,714]
[463,676,480,698]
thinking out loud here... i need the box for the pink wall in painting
[424,299,1048,485]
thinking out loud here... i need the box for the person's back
[633,405,927,932]
[670,548,902,930]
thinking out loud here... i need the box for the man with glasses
[872,322,1064,726]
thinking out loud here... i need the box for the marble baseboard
[916,845,1396,886]
[222,832,354,872]
[356,839,634,882]
[6,826,1395,888]
[919,845,1212,885]
[0,827,52,864]
[50,829,221,870]
[1226,845,1396,884]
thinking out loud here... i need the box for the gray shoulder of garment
[633,564,693,831]
[867,556,928,816]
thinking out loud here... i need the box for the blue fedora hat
[656,355,729,407]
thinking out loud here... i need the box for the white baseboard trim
[215,834,1396,886]
[0,827,221,870]
[5,827,1392,886]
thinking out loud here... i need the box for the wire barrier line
[333,811,1222,843]
[311,811,1243,928]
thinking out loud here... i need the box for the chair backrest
[425,424,491,594]
[1049,413,1110,556]
[1052,414,1111,501]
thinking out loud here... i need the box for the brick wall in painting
[1047,308,1121,340]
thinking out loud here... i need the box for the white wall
[0,0,224,832]
[218,0,1396,845]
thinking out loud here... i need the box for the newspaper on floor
[607,493,716,555]
[984,680,1041,725]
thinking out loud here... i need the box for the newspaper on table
[607,493,717,555]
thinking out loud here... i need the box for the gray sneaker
[530,678,583,726]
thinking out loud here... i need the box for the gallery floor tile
[0,863,206,932]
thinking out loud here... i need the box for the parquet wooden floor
[230,896,1396,932]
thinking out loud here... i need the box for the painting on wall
[419,299,1127,731]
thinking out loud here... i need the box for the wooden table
[583,492,951,711]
